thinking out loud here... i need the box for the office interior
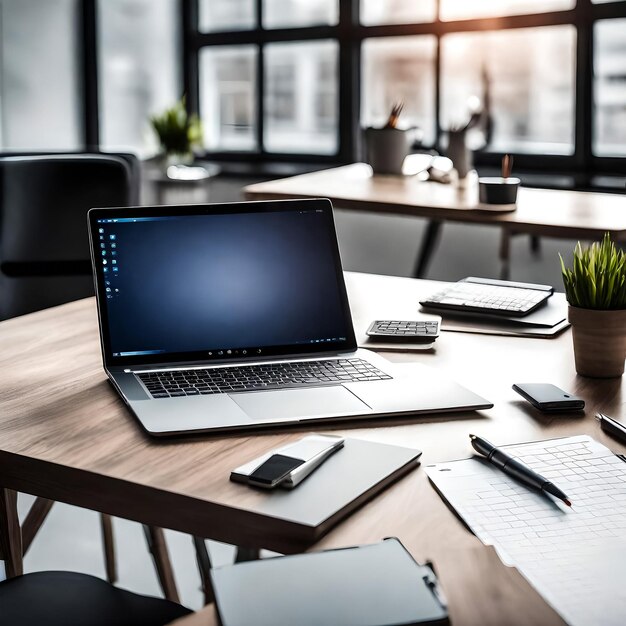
[1,0,625,622]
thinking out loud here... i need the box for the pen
[469,434,571,507]
[596,413,626,445]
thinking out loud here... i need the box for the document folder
[211,537,449,626]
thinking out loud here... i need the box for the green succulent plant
[560,233,626,309]
[150,97,203,157]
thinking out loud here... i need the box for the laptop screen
[91,200,356,366]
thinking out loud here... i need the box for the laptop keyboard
[137,358,392,399]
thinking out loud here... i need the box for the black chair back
[0,153,137,319]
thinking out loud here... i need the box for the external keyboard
[138,358,391,399]
[367,319,440,341]
[420,282,551,317]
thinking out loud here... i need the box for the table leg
[413,220,443,278]
[192,536,214,605]
[499,229,511,281]
[100,513,117,584]
[0,488,23,577]
[530,235,541,255]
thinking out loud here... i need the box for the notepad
[426,436,626,626]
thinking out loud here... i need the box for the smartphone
[246,454,306,488]
[512,383,585,412]
[231,434,345,489]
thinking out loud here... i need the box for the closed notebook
[210,538,449,626]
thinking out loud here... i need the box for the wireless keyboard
[420,278,552,317]
[366,319,440,342]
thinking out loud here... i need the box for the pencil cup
[478,177,521,205]
[364,127,412,175]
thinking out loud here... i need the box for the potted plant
[560,233,626,378]
[150,97,203,168]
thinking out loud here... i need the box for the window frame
[61,0,626,176]
[183,0,626,175]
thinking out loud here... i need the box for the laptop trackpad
[230,386,371,422]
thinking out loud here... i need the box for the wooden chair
[1,475,180,603]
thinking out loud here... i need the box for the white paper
[426,436,626,626]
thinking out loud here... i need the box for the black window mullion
[434,0,442,152]
[81,0,99,150]
[256,0,264,153]
[338,0,359,162]
[182,0,199,116]
[257,44,265,155]
[575,0,593,173]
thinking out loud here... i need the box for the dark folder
[211,538,449,626]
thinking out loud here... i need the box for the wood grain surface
[244,163,626,240]
[1,271,625,626]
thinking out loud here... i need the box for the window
[439,0,575,21]
[199,0,255,32]
[360,0,436,26]
[264,41,338,153]
[441,26,576,154]
[264,0,337,29]
[97,0,181,155]
[3,0,625,177]
[200,46,257,151]
[593,18,626,157]
[187,0,626,176]
[0,0,82,151]
[191,0,341,158]
[361,37,436,146]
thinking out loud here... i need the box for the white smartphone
[230,434,345,489]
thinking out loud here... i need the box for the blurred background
[2,0,625,162]
[1,0,625,285]
[2,1,625,291]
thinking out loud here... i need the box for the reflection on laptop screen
[96,208,351,359]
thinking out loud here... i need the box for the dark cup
[364,127,411,175]
[478,177,521,205]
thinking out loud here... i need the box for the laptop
[88,199,492,436]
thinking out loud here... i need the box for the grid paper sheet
[426,435,626,626]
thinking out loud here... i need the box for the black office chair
[0,571,192,626]
[0,154,183,601]
[0,153,139,320]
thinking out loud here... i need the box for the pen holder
[478,177,520,205]
[364,127,412,175]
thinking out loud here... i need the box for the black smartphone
[512,383,585,412]
[247,454,305,488]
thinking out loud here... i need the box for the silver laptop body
[89,199,491,436]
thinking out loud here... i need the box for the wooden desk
[2,272,625,625]
[244,163,626,278]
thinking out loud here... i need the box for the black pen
[469,434,571,507]
[596,413,626,445]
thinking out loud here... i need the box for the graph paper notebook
[426,435,626,626]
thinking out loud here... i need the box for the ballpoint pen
[469,434,571,506]
[596,413,626,445]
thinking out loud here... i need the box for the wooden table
[244,163,626,278]
[1,272,625,625]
